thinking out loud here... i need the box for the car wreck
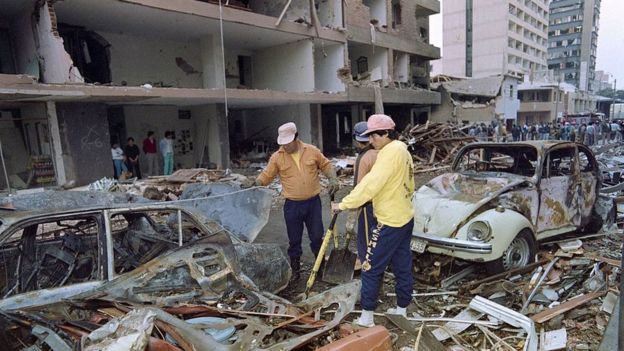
[411,141,607,272]
[0,190,360,350]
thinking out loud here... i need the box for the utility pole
[612,78,617,120]
[554,74,561,123]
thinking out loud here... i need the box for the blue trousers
[283,195,324,258]
[163,152,174,175]
[357,203,377,262]
[113,159,127,178]
[360,219,414,311]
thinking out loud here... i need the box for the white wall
[318,0,344,28]
[363,0,387,27]
[36,2,83,83]
[495,77,520,120]
[236,105,313,145]
[314,43,345,92]
[394,52,409,82]
[441,1,466,76]
[101,31,202,88]
[201,35,224,89]
[189,104,224,167]
[9,12,39,77]
[253,40,314,92]
[123,105,196,169]
[348,44,389,83]
[472,0,507,77]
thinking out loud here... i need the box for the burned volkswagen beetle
[411,141,603,273]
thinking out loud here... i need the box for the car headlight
[467,221,492,242]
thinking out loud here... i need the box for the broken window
[238,55,252,87]
[356,56,368,74]
[109,210,209,274]
[58,24,111,84]
[0,29,15,74]
[578,148,596,173]
[455,146,538,177]
[392,1,402,29]
[543,147,576,178]
[0,215,103,297]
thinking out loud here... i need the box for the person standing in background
[345,121,378,270]
[111,142,127,179]
[124,137,141,179]
[143,131,158,176]
[160,131,174,176]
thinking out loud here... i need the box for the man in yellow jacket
[331,114,414,327]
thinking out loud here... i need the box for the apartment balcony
[416,0,440,17]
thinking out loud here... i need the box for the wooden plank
[167,168,205,182]
[530,291,605,324]
[428,146,437,164]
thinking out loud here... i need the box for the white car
[411,141,603,273]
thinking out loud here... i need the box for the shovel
[301,212,339,299]
[322,219,358,284]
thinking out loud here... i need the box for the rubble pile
[400,122,476,173]
[383,233,622,351]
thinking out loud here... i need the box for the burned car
[0,196,359,350]
[411,141,603,272]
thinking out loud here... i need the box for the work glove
[345,211,357,236]
[328,177,339,197]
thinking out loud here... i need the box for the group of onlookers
[468,120,624,145]
[110,131,175,179]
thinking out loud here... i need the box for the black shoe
[290,256,301,281]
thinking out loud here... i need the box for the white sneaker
[386,306,407,317]
[355,310,375,327]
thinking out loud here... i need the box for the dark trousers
[357,203,377,262]
[360,219,414,311]
[126,160,142,179]
[283,195,324,258]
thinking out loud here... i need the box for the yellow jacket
[339,140,414,227]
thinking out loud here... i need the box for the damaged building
[0,0,441,190]
[430,74,520,127]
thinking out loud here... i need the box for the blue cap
[353,122,369,142]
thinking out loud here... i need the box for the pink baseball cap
[363,114,396,135]
[277,122,297,145]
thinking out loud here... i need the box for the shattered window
[110,210,208,274]
[0,216,102,297]
[455,146,538,177]
[578,148,595,173]
[543,147,576,178]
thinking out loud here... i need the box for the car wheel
[486,229,536,274]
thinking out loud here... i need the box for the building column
[215,104,230,168]
[46,101,67,185]
[200,35,225,89]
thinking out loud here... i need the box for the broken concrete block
[541,328,567,351]
[317,325,392,351]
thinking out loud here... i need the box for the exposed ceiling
[54,0,311,50]
[0,0,37,18]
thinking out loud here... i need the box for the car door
[0,211,106,299]
[577,145,599,221]
[536,145,582,236]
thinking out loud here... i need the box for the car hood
[413,172,530,237]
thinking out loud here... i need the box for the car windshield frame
[452,144,541,178]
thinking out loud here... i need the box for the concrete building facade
[0,0,441,190]
[517,81,598,125]
[547,0,601,92]
[441,0,549,78]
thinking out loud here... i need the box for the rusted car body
[411,141,602,271]
[0,201,359,350]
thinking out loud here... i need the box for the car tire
[486,229,536,274]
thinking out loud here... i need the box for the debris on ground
[400,122,476,173]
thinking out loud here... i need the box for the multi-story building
[517,80,598,124]
[0,0,440,190]
[442,0,549,78]
[547,0,601,92]
[594,70,613,92]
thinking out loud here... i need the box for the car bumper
[411,232,492,254]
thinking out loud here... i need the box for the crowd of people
[467,119,624,145]
[110,130,175,179]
